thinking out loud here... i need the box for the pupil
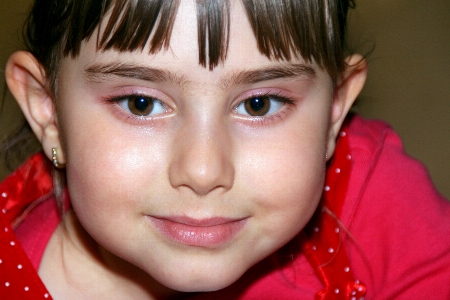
[244,96,270,116]
[250,98,265,111]
[134,97,149,111]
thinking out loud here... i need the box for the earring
[52,148,61,168]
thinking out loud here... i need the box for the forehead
[76,0,314,74]
[164,0,272,67]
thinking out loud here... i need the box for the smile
[148,216,247,247]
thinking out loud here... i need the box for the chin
[158,267,245,293]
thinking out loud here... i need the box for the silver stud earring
[52,148,60,168]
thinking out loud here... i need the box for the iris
[128,96,154,116]
[244,97,270,116]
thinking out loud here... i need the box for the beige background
[1,0,449,198]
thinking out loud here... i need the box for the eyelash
[233,92,296,126]
[104,91,297,126]
[105,93,171,123]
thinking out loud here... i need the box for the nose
[168,119,235,196]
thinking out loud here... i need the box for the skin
[6,0,367,299]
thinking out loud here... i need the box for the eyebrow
[84,63,186,85]
[223,64,316,88]
[83,62,316,88]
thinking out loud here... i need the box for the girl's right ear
[5,51,65,165]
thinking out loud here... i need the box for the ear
[326,54,368,160]
[5,51,66,166]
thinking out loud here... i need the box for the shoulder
[0,153,54,298]
[0,153,62,271]
[342,115,450,299]
[0,152,53,225]
[344,115,448,214]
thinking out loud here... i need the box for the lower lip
[148,217,247,247]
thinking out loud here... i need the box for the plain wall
[1,0,449,198]
[0,0,32,176]
[347,0,450,199]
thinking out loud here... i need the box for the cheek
[60,114,167,234]
[236,119,328,249]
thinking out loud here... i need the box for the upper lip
[150,216,246,227]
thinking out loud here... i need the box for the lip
[148,216,247,247]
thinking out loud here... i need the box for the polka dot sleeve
[0,153,53,299]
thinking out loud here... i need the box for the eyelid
[102,86,173,105]
[235,88,296,103]
[103,89,173,124]
[231,89,298,126]
[233,88,296,109]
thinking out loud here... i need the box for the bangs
[63,0,180,58]
[99,0,181,54]
[64,0,231,70]
[27,0,354,85]
[243,0,352,80]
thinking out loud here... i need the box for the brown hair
[25,0,355,95]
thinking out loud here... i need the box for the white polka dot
[351,297,357,300]
[340,131,347,137]
[328,248,334,253]
[1,209,6,214]
[335,228,340,233]
[347,154,352,160]
[18,264,23,269]
[344,266,350,272]
[351,291,357,295]
[5,282,10,287]
[312,246,317,251]
[335,288,340,294]
[25,286,29,291]
[358,286,364,292]
[0,259,2,264]
[324,185,330,192]
[1,192,6,198]
[10,241,15,246]
[335,168,341,173]
[314,227,319,232]
[4,227,8,232]
[44,293,49,298]
[355,280,360,284]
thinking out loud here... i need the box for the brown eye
[127,95,154,116]
[244,96,271,116]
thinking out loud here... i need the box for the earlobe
[5,51,66,165]
[326,54,368,160]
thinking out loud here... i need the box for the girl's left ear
[5,51,66,166]
[326,54,368,160]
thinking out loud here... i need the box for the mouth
[148,216,247,247]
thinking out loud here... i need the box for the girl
[1,0,449,299]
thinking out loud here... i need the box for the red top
[0,154,53,299]
[1,115,449,299]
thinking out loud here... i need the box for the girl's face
[56,0,334,292]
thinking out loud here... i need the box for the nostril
[168,143,235,196]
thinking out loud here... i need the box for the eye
[235,95,287,117]
[116,95,168,116]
